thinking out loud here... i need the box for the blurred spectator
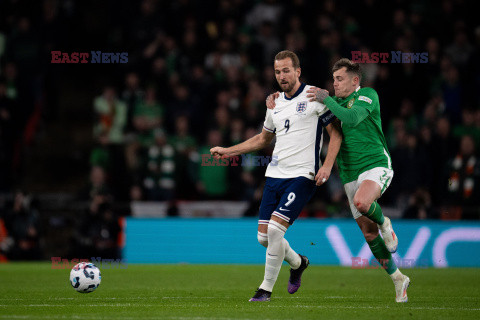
[129,184,144,202]
[0,80,18,191]
[132,86,164,146]
[391,133,430,209]
[74,201,121,259]
[453,109,480,149]
[79,166,112,202]
[445,31,473,67]
[170,116,197,199]
[2,191,41,260]
[444,135,480,219]
[230,127,264,201]
[6,17,40,74]
[93,87,130,197]
[255,21,281,67]
[93,86,127,145]
[431,117,457,202]
[137,129,176,201]
[90,132,112,171]
[243,80,266,128]
[403,188,437,220]
[149,57,171,99]
[196,129,229,199]
[373,65,396,126]
[228,118,245,145]
[3,62,18,101]
[441,66,462,123]
[205,38,242,71]
[386,98,418,149]
[170,116,196,155]
[166,84,197,132]
[213,106,230,139]
[122,73,144,133]
[245,0,283,29]
[93,202,121,259]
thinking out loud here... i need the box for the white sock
[259,221,287,292]
[284,238,301,269]
[257,232,301,269]
[390,268,402,280]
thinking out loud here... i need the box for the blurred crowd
[0,0,479,257]
[83,0,480,220]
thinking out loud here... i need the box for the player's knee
[267,220,287,241]
[257,231,268,248]
[354,197,371,214]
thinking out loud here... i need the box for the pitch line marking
[0,304,479,311]
[0,316,255,320]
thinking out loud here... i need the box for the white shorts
[343,167,394,219]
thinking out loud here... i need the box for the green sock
[364,201,385,225]
[367,235,397,275]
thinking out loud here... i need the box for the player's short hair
[274,50,300,69]
[332,58,362,81]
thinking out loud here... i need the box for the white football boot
[393,274,410,303]
[378,217,398,253]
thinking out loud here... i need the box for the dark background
[0,0,479,260]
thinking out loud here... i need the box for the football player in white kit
[210,50,342,301]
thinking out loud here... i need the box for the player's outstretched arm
[210,129,275,159]
[306,87,369,126]
[315,119,342,186]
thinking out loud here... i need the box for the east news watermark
[201,154,278,167]
[52,257,128,269]
[351,51,428,63]
[51,51,128,64]
[351,257,429,269]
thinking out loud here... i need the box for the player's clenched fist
[210,146,229,159]
[266,92,280,109]
[315,166,331,186]
[306,86,330,103]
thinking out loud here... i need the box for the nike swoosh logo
[279,207,290,211]
[267,253,278,257]
[274,110,283,114]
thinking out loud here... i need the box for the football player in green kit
[266,58,410,303]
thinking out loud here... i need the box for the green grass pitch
[0,263,479,319]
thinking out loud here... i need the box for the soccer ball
[69,262,101,293]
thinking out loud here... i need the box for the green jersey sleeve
[354,87,378,113]
[324,97,370,127]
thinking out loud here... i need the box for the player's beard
[280,80,295,94]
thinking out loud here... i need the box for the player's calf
[358,201,398,253]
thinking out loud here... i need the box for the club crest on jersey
[296,101,307,113]
[348,98,355,108]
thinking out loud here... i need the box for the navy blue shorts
[258,177,317,225]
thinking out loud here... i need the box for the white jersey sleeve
[263,109,276,133]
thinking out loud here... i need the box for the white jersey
[263,83,335,180]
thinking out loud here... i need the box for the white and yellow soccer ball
[70,262,101,293]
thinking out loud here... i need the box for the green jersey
[324,87,392,184]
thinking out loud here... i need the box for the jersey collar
[347,86,361,99]
[284,82,306,100]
